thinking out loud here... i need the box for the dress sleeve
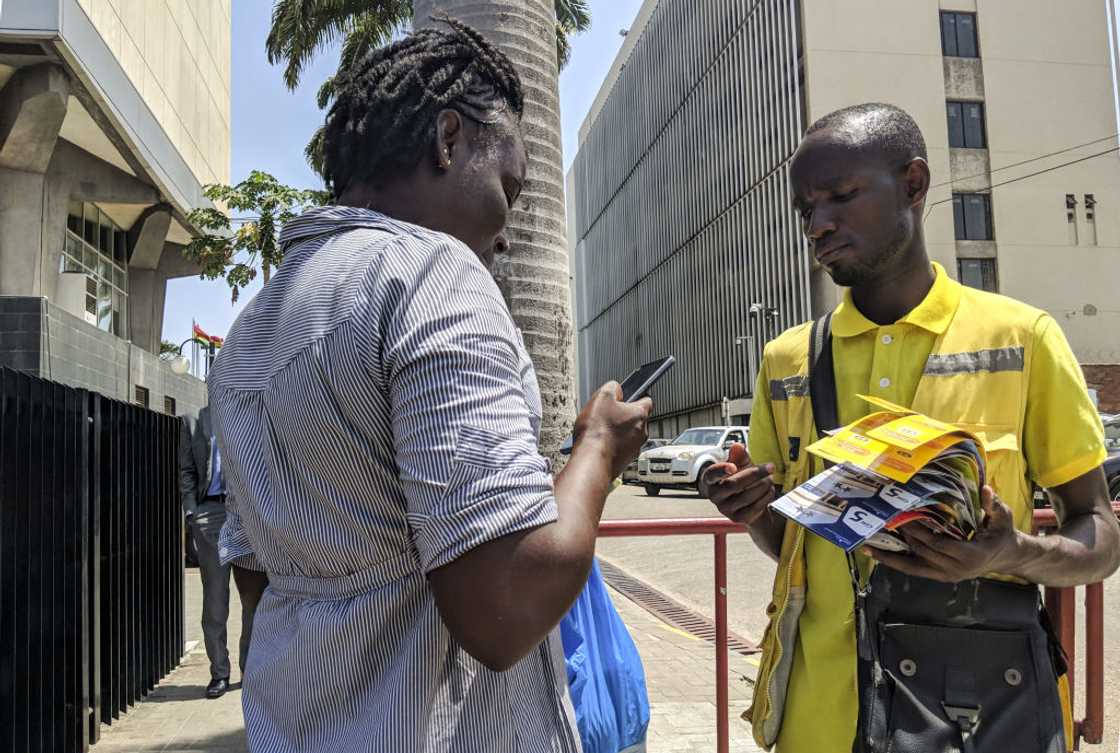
[370,239,558,573]
[218,494,265,571]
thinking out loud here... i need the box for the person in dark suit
[179,405,267,699]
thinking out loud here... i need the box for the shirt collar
[831,262,961,338]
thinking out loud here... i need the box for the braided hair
[322,16,524,198]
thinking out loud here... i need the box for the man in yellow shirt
[703,103,1120,752]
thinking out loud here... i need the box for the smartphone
[558,355,676,455]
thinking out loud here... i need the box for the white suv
[636,426,749,496]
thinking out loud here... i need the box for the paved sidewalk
[609,587,764,753]
[95,567,762,753]
[94,572,250,753]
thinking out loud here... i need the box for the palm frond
[555,0,591,33]
[305,126,327,181]
[266,0,408,90]
[554,0,590,70]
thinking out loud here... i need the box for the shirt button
[879,377,892,388]
[219,547,229,557]
[881,335,893,345]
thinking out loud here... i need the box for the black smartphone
[558,356,675,455]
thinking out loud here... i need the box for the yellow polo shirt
[748,264,1106,753]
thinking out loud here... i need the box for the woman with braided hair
[207,18,651,753]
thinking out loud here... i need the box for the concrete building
[570,0,1120,438]
[0,0,231,416]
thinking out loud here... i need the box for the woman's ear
[434,109,465,171]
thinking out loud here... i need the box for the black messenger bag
[807,314,1070,753]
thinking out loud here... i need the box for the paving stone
[95,568,764,753]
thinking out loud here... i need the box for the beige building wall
[76,0,231,188]
[977,0,1120,364]
[800,0,1120,364]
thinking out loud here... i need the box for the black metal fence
[0,368,184,753]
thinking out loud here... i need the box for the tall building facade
[0,0,231,416]
[571,0,1120,438]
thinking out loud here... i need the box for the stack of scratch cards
[769,396,987,553]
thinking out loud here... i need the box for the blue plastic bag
[560,559,650,753]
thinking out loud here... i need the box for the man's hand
[866,485,1020,582]
[703,444,776,527]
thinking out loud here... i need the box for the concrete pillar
[0,63,69,173]
[0,63,70,297]
[126,208,172,353]
[127,267,167,355]
[127,205,172,270]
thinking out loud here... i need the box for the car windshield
[672,429,723,446]
[1103,414,1120,452]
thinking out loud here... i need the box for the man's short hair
[805,103,928,165]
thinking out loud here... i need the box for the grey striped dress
[208,206,582,753]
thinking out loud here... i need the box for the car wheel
[1109,473,1120,502]
[696,463,714,495]
[643,484,661,497]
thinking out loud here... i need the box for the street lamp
[168,337,196,376]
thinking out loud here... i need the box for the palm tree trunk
[414,1,575,463]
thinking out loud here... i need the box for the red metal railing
[1032,501,1120,747]
[599,502,1119,753]
[599,518,745,753]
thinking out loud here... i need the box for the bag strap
[808,313,876,660]
[808,312,839,437]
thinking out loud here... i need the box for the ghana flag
[192,321,224,349]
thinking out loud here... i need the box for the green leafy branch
[184,170,329,302]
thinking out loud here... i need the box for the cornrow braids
[322,16,524,198]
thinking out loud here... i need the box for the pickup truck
[636,425,749,496]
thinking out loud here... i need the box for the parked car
[636,426,749,496]
[622,438,671,484]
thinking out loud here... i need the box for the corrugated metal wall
[573,0,810,425]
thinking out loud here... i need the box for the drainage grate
[599,559,760,656]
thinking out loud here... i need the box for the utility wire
[929,132,1119,190]
[925,145,1120,217]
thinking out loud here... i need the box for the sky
[161,0,647,346]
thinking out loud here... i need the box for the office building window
[946,101,986,148]
[958,259,998,292]
[164,396,177,415]
[941,12,978,58]
[952,194,993,240]
[135,385,149,408]
[61,201,128,337]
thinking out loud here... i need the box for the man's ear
[434,109,465,172]
[903,157,931,208]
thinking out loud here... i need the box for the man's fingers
[727,443,750,470]
[632,396,654,418]
[900,529,966,571]
[865,548,955,583]
[715,489,773,525]
[979,485,1013,529]
[720,463,775,488]
[702,462,737,485]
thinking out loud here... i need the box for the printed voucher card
[770,396,989,553]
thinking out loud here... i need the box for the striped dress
[208,206,582,753]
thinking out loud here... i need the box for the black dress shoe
[206,677,230,699]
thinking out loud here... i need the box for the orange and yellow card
[808,396,985,483]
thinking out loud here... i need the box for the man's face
[445,111,527,269]
[790,131,915,288]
